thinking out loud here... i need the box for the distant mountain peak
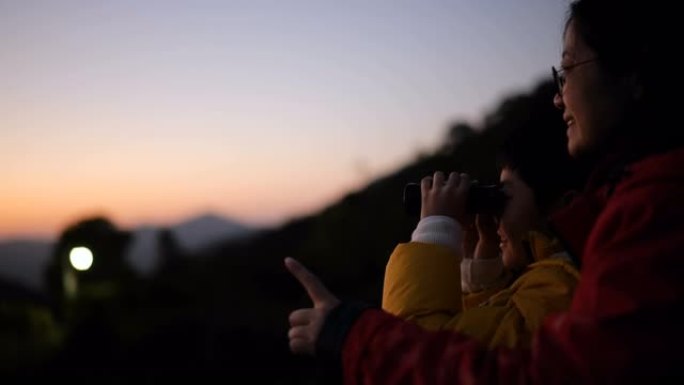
[169,212,254,253]
[0,239,54,292]
[176,213,248,229]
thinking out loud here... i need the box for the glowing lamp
[69,246,93,271]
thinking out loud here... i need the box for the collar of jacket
[576,128,684,193]
[548,144,684,269]
[547,185,609,269]
[523,231,567,262]
[544,137,641,268]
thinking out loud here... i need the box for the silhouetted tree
[441,120,477,154]
[158,228,184,268]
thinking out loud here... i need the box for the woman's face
[553,19,633,157]
[497,168,540,271]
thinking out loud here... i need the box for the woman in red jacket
[286,0,684,383]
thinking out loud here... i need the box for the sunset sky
[1,0,568,240]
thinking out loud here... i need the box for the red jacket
[327,146,684,385]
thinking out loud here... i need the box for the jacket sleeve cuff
[411,215,462,252]
[316,302,374,366]
[460,257,506,293]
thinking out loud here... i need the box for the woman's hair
[567,0,682,148]
[568,1,647,80]
[497,84,587,215]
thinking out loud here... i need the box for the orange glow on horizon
[1,160,369,240]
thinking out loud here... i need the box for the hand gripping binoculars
[402,182,507,217]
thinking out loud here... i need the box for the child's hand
[473,214,500,259]
[420,171,471,225]
[285,257,340,355]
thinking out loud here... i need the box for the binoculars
[403,182,507,217]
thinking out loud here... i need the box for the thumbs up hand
[285,257,340,355]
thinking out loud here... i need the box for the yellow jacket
[382,232,579,349]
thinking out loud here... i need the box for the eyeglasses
[552,58,597,95]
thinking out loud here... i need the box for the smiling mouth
[566,120,576,137]
[563,113,574,127]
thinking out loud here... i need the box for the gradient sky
[1,0,569,240]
